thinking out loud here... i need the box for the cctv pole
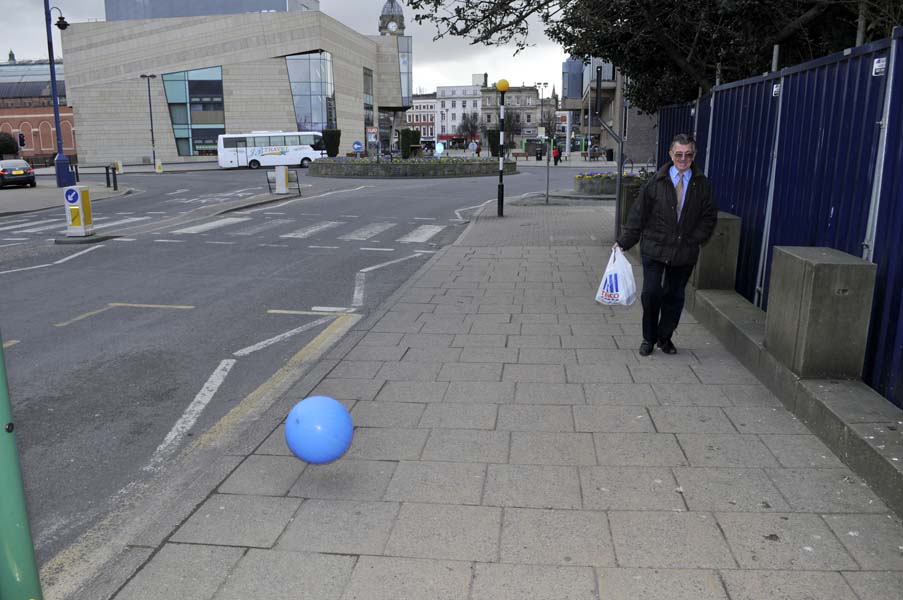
[0,331,44,600]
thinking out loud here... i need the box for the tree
[407,0,898,112]
[0,132,16,157]
[456,112,481,140]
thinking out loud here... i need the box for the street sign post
[352,140,363,158]
[64,186,94,237]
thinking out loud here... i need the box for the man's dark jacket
[617,162,718,266]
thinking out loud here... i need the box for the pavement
[0,179,135,216]
[53,196,903,600]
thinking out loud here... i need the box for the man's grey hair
[670,133,696,151]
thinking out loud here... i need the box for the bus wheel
[301,158,312,168]
[248,160,261,169]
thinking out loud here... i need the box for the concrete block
[483,464,582,509]
[384,502,501,561]
[690,211,741,290]
[500,508,615,566]
[765,246,877,378]
[717,513,857,569]
[609,512,736,568]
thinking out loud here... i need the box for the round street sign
[436,142,445,154]
[65,189,80,204]
[352,141,363,152]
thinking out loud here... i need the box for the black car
[0,159,37,188]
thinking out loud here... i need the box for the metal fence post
[105,166,111,188]
[0,334,44,600]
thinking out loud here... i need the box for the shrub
[322,129,341,158]
[399,128,423,159]
[0,132,17,157]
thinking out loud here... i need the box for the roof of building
[380,0,404,17]
[0,80,66,99]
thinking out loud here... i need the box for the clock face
[387,21,398,32]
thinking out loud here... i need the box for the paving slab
[509,431,596,465]
[421,428,510,463]
[419,403,498,429]
[584,383,658,405]
[594,433,689,466]
[289,459,397,501]
[276,499,398,555]
[677,434,780,467]
[383,460,486,504]
[339,556,473,600]
[757,434,847,468]
[580,466,684,511]
[766,468,889,513]
[497,404,575,432]
[649,407,738,434]
[609,511,737,569]
[673,467,790,512]
[573,405,655,432]
[375,381,448,403]
[597,568,728,600]
[345,427,429,461]
[470,563,598,600]
[218,455,306,496]
[114,544,244,600]
[350,401,425,428]
[445,380,515,404]
[170,494,301,547]
[483,464,582,509]
[500,507,615,566]
[842,571,903,600]
[383,502,501,561]
[719,570,858,600]
[823,513,903,569]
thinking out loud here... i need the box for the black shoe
[657,339,677,354]
[639,341,655,356]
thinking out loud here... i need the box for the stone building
[406,93,436,146]
[62,0,413,164]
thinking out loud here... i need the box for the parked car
[0,159,36,188]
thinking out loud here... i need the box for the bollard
[73,164,80,183]
[0,334,44,600]
[105,166,111,188]
[112,167,118,191]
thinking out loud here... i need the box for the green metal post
[0,333,44,600]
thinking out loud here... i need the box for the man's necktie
[675,172,685,221]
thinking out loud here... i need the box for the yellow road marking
[54,303,196,327]
[193,313,361,450]
[2,339,19,349]
[267,309,344,316]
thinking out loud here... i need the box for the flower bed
[310,157,516,178]
[574,172,618,195]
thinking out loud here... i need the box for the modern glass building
[63,1,413,163]
[104,0,320,20]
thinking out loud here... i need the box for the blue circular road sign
[65,189,80,204]
[352,141,363,152]
[436,142,445,154]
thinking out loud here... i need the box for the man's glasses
[672,152,695,160]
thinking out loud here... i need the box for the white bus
[217,131,327,169]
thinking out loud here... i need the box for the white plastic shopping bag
[595,248,637,306]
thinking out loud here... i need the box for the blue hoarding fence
[657,27,903,408]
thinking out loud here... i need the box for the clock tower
[379,0,405,36]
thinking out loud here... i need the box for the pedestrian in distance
[552,146,561,166]
[613,133,718,356]
[468,140,477,156]
[476,143,482,157]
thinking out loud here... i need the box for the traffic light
[17,133,25,148]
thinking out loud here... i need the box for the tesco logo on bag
[599,272,622,302]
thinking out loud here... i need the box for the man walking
[614,134,718,356]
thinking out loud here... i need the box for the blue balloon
[285,396,353,464]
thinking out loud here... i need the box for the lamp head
[497,79,509,93]
[55,15,69,30]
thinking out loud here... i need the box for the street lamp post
[140,74,157,167]
[497,79,509,217]
[44,1,75,188]
[536,82,550,204]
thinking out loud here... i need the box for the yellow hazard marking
[193,313,360,449]
[2,339,20,349]
[82,191,93,225]
[54,303,196,327]
[69,206,81,226]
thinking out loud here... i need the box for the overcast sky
[6,0,568,93]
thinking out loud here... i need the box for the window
[473,112,478,121]
[363,67,374,128]
[452,101,456,108]
[162,66,224,156]
[515,113,521,123]
[486,114,492,123]
[441,125,446,133]
[526,114,532,123]
[286,51,337,132]
[452,113,456,121]
[441,100,446,108]
[462,100,467,108]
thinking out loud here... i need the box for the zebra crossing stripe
[92,217,152,230]
[280,221,345,239]
[339,222,396,241]
[396,225,445,243]
[0,219,59,232]
[171,217,252,234]
[229,218,294,236]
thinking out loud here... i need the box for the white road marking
[229,218,293,236]
[360,247,394,252]
[233,316,333,357]
[280,221,344,239]
[0,219,58,232]
[454,199,494,221]
[144,359,236,472]
[146,211,168,215]
[171,217,252,234]
[113,238,137,242]
[352,272,366,306]
[263,212,286,215]
[308,245,339,249]
[0,242,23,248]
[206,241,236,245]
[92,217,151,230]
[396,225,445,243]
[339,222,396,240]
[0,263,50,275]
[247,186,372,212]
[115,212,134,215]
[3,237,28,241]
[359,253,424,273]
[339,214,360,218]
[310,306,353,313]
[165,188,189,195]
[154,239,185,243]
[414,217,437,220]
[54,245,105,264]
[259,243,289,247]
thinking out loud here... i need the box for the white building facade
[406,93,435,145]
[435,74,486,147]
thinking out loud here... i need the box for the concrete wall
[104,0,312,20]
[62,11,382,163]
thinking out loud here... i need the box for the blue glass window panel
[169,104,189,124]
[291,82,311,95]
[162,71,186,81]
[173,125,190,137]
[188,67,222,80]
[311,95,325,125]
[164,80,187,103]
[286,56,310,82]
